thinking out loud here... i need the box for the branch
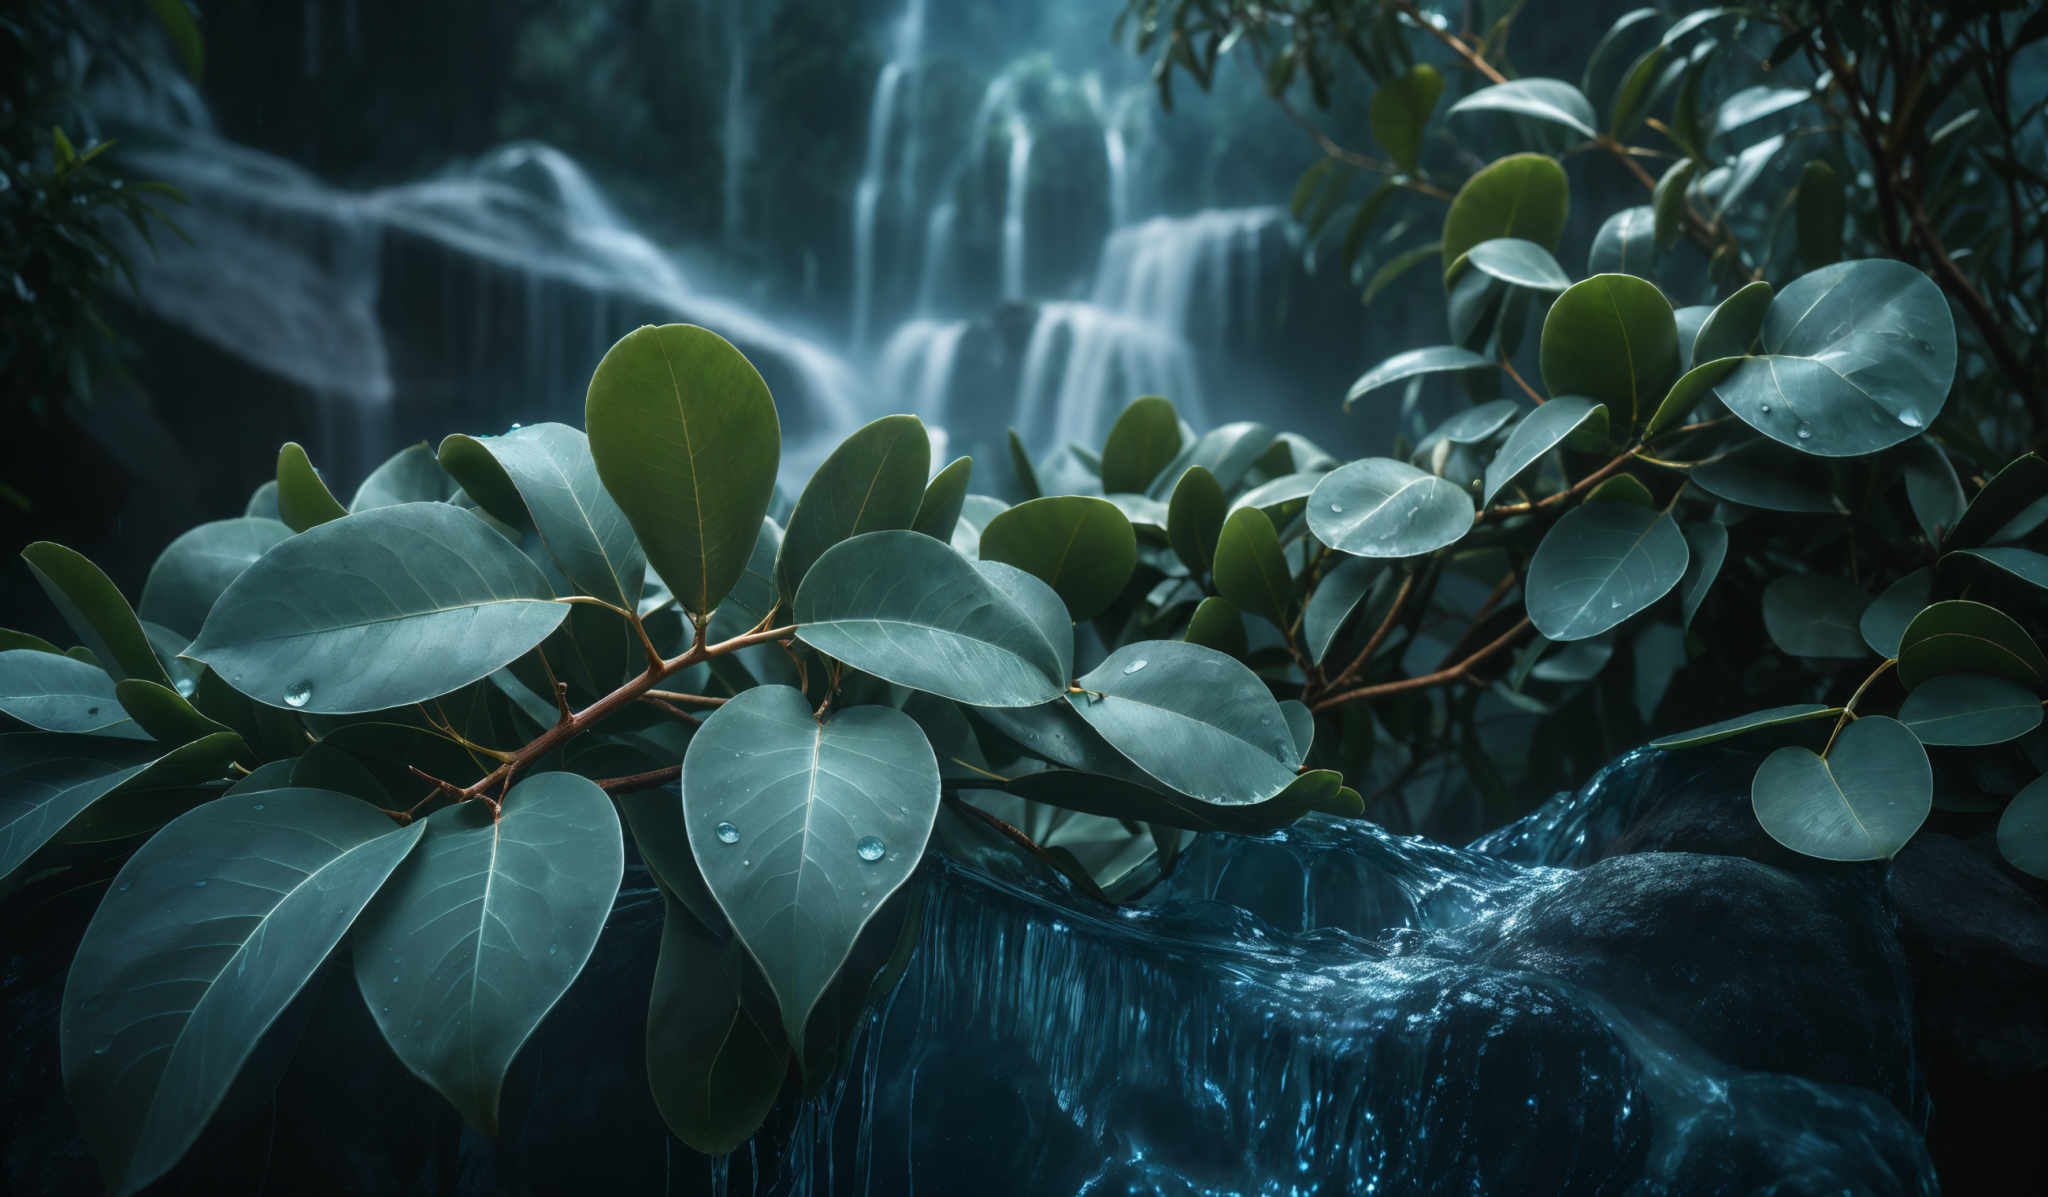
[1311,616,1532,712]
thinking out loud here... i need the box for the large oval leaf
[1526,501,1689,641]
[1308,458,1475,558]
[1897,599,2048,689]
[438,423,646,609]
[1539,274,1680,430]
[1212,507,1293,627]
[1761,575,1870,659]
[646,894,788,1155]
[1345,346,1495,409]
[1997,776,2048,880]
[776,414,930,601]
[353,773,623,1133]
[1482,397,1607,503]
[794,530,1069,707]
[1442,153,1570,274]
[138,518,294,640]
[0,734,159,883]
[1461,237,1573,292]
[1713,259,1957,457]
[187,503,569,714]
[978,496,1137,620]
[0,651,146,738]
[22,542,171,687]
[1166,465,1227,573]
[1752,715,1931,861]
[585,324,780,621]
[62,790,421,1196]
[1448,78,1599,140]
[1066,641,1298,806]
[1099,395,1182,494]
[1898,674,2044,747]
[683,687,939,1049]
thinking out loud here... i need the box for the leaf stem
[1822,658,1897,755]
[1311,616,1532,713]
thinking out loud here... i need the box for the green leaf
[1861,569,1933,658]
[1652,703,1838,748]
[1212,508,1293,627]
[1652,159,1695,248]
[1898,674,2044,747]
[1526,502,1688,641]
[1713,85,1809,138]
[1442,154,1570,276]
[585,325,780,621]
[1899,438,1966,545]
[138,518,293,641]
[1691,440,1844,514]
[62,790,420,1196]
[1483,397,1607,503]
[1183,596,1248,656]
[1344,346,1495,410]
[1308,458,1475,558]
[913,456,974,541]
[1419,401,1521,454]
[1949,454,2048,548]
[1067,641,1298,806]
[274,442,349,532]
[777,415,930,602]
[1369,63,1443,172]
[1461,238,1572,293]
[1607,43,1666,137]
[977,559,1077,686]
[1148,421,1275,496]
[1713,259,1957,457]
[1448,78,1598,140]
[1761,575,1870,659]
[187,503,569,714]
[1587,206,1656,276]
[1947,547,2048,595]
[1692,280,1773,364]
[1100,396,1183,494]
[144,0,205,81]
[1795,160,1844,268]
[21,542,171,688]
[1585,473,1655,507]
[350,444,456,511]
[1752,716,1930,861]
[683,687,939,1050]
[1897,599,2047,689]
[978,496,1137,621]
[0,735,159,882]
[353,773,623,1133]
[1304,556,1387,663]
[1166,465,1227,574]
[438,423,646,609]
[1007,428,1042,499]
[114,679,233,745]
[1643,358,1736,438]
[1539,274,1680,431]
[1678,520,1727,628]
[1996,775,2048,880]
[793,531,1069,707]
[0,651,147,738]
[1227,472,1325,525]
[645,893,788,1154]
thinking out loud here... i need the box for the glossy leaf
[1588,206,1656,276]
[1650,702,1839,748]
[585,324,780,621]
[1308,458,1475,558]
[913,456,974,541]
[1761,575,1870,659]
[1948,547,2048,595]
[353,773,623,1133]
[1067,641,1298,806]
[1369,63,1442,172]
[1183,596,1247,656]
[1462,238,1571,292]
[1948,454,2048,547]
[114,679,232,745]
[1691,280,1773,364]
[1526,502,1688,641]
[1482,397,1606,503]
[777,415,929,601]
[1691,440,1844,514]
[1166,465,1227,574]
[274,442,348,532]
[1898,439,1965,546]
[62,791,420,1195]
[1898,675,2044,747]
[1539,274,1679,431]
[21,542,171,687]
[1448,78,1598,140]
[1212,508,1293,627]
[1100,396,1182,494]
[1861,569,1933,658]
[1752,716,1930,861]
[1996,776,2048,880]
[979,496,1137,621]
[683,687,939,1049]
[0,651,146,738]
[1304,556,1386,664]
[138,518,293,641]
[350,444,456,511]
[645,894,788,1155]
[1714,259,1957,457]
[1441,154,1570,274]
[0,735,158,882]
[1652,159,1695,248]
[1897,599,2048,689]
[1643,357,1737,438]
[1678,521,1727,628]
[794,531,1068,707]
[1343,346,1494,410]
[187,503,568,714]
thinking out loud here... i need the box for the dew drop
[283,681,314,708]
[192,880,206,887]
[1122,658,1149,675]
[1759,403,1772,415]
[547,944,559,957]
[1898,408,1924,429]
[856,835,886,863]
[1329,503,1344,513]
[117,882,131,892]
[381,1006,391,1015]
[390,975,399,984]
[174,677,196,698]
[1608,597,1621,608]
[509,421,524,430]
[714,821,740,845]
[252,803,265,812]
[1795,423,1812,441]
[741,858,751,868]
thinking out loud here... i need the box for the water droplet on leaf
[175,677,196,697]
[1122,658,1149,675]
[1898,408,1924,429]
[857,835,886,862]
[283,681,313,708]
[1329,503,1344,513]
[252,803,265,812]
[1795,423,1812,440]
[715,822,740,845]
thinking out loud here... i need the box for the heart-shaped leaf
[1483,397,1607,503]
[978,496,1137,620]
[1752,715,1930,861]
[353,773,623,1133]
[1308,458,1475,558]
[1898,674,2044,747]
[1066,641,1298,806]
[1527,501,1689,641]
[777,415,930,601]
[187,503,569,714]
[683,687,939,1050]
[1539,274,1680,431]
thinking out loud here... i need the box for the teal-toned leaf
[0,651,146,738]
[1067,641,1297,806]
[979,496,1137,621]
[1213,508,1293,627]
[777,415,930,602]
[1363,242,1444,304]
[1369,63,1443,172]
[114,679,233,746]
[1898,674,2044,746]
[1483,397,1607,503]
[585,324,780,621]
[1897,599,2047,689]
[1900,438,1966,546]
[646,893,788,1154]
[1100,396,1183,494]
[1308,458,1475,558]
[275,442,348,533]
[1678,520,1727,628]
[1416,399,1521,453]
[1526,502,1688,641]
[1166,465,1227,574]
[353,773,623,1133]
[1651,703,1839,747]
[1539,274,1680,431]
[793,531,1068,707]
[1948,547,2048,595]
[1587,206,1656,276]
[1007,428,1042,499]
[244,480,280,521]
[1691,440,1844,514]
[187,503,569,714]
[1344,346,1495,410]
[1997,776,2048,879]
[1861,569,1933,658]
[1692,280,1773,364]
[1674,305,1712,369]
[1148,422,1276,497]
[1585,473,1655,508]
[1643,357,1737,438]
[61,790,421,1196]
[1442,154,1571,274]
[1101,492,1169,538]
[438,423,646,609]
[1462,238,1572,292]
[913,456,974,541]
[1713,85,1810,139]
[1449,78,1598,140]
[1949,454,2048,547]
[950,494,1009,558]
[350,444,456,511]
[977,560,1076,685]
[683,687,939,1049]
[138,518,293,641]
[1304,556,1387,663]
[1713,259,1957,457]
[1228,471,1326,525]
[1752,716,1930,861]
[1761,575,1870,658]
[22,542,172,687]
[1652,159,1695,248]
[0,735,158,882]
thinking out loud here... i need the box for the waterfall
[848,0,928,349]
[719,0,756,246]
[1000,126,1034,301]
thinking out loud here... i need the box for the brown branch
[595,764,683,794]
[645,689,729,707]
[1500,356,1543,404]
[1481,449,1636,521]
[1311,616,1532,712]
[1318,571,1416,696]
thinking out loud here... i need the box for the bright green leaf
[978,496,1137,621]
